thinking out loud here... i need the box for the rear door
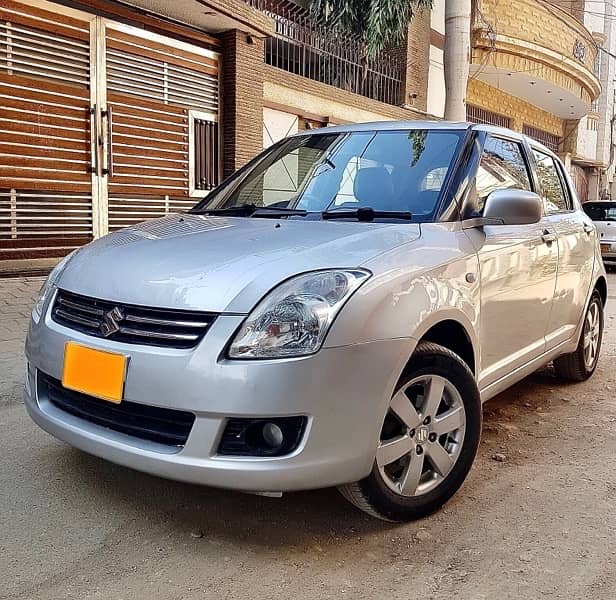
[532,148,595,349]
[469,135,558,389]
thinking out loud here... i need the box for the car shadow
[60,363,588,544]
[64,446,395,546]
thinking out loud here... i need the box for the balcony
[472,0,601,119]
[246,0,405,106]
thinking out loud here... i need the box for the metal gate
[0,0,220,261]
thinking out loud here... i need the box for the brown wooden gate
[0,0,221,263]
[103,22,220,232]
[0,0,95,260]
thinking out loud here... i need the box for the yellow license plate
[62,342,128,403]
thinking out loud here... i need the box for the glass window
[196,129,464,222]
[532,150,571,213]
[583,202,616,221]
[475,136,531,213]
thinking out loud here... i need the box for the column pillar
[220,30,264,178]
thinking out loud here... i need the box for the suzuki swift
[25,122,606,521]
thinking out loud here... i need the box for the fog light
[262,422,284,449]
[218,416,307,457]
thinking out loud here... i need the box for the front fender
[325,224,480,359]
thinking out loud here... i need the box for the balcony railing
[246,0,405,106]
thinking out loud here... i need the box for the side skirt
[479,338,575,403]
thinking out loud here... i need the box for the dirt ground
[1,274,615,600]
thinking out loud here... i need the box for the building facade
[426,0,605,201]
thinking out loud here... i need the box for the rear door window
[532,150,572,213]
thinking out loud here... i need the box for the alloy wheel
[583,300,601,369]
[377,375,466,497]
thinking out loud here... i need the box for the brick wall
[405,9,431,111]
[387,10,431,111]
[220,30,265,177]
[467,79,564,137]
[474,0,599,105]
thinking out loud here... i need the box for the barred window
[189,111,220,197]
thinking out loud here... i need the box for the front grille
[40,373,195,447]
[51,289,217,349]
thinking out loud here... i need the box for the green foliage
[309,0,433,56]
[408,130,427,166]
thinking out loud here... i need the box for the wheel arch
[595,275,607,307]
[409,317,477,376]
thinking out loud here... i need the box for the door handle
[101,106,114,178]
[542,229,557,245]
[89,104,99,176]
[583,223,594,235]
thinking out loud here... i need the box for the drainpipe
[443,0,472,121]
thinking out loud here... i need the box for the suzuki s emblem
[415,426,429,444]
[100,306,124,337]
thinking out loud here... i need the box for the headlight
[32,252,75,323]
[228,269,371,359]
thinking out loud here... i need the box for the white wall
[584,2,605,37]
[432,0,445,34]
[577,117,598,160]
[428,47,446,118]
[427,0,446,118]
[263,107,298,149]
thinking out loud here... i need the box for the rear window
[583,202,616,221]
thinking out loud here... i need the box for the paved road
[2,275,616,599]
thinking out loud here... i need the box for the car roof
[299,120,555,156]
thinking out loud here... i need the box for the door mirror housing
[482,189,543,225]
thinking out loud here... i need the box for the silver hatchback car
[583,200,616,267]
[25,122,606,521]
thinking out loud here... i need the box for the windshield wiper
[194,204,307,218]
[252,207,308,217]
[193,203,258,216]
[322,207,413,222]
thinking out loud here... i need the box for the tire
[338,341,482,522]
[553,290,604,382]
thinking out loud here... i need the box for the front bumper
[24,301,412,492]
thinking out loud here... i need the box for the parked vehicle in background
[24,122,606,522]
[583,201,616,267]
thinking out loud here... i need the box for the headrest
[353,166,394,206]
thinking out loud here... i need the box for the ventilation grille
[522,125,560,153]
[0,189,93,259]
[106,48,218,113]
[467,104,512,129]
[0,21,89,87]
[0,190,92,238]
[40,372,196,448]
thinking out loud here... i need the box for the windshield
[192,129,464,221]
[583,202,616,222]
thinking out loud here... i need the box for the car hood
[58,213,421,312]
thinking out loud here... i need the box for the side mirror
[483,189,543,225]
